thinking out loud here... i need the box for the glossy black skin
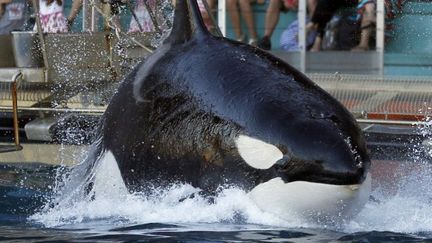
[97,0,370,193]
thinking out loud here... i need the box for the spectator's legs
[352,3,376,51]
[307,0,317,17]
[310,36,322,51]
[239,0,258,44]
[263,0,282,38]
[67,0,83,29]
[207,0,215,9]
[306,22,320,51]
[257,0,282,50]
[227,0,244,41]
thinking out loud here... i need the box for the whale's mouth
[248,173,372,224]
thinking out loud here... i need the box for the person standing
[307,0,358,51]
[257,0,316,50]
[351,0,376,51]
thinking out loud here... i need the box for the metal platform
[0,145,22,153]
[0,142,88,165]
[0,68,45,83]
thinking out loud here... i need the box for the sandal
[249,38,258,46]
[236,34,245,42]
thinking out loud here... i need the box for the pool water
[1,158,432,242]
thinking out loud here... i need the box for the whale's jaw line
[248,173,372,223]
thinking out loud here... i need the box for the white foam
[30,183,297,228]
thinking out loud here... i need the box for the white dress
[36,0,67,33]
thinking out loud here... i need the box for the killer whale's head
[235,115,370,186]
[234,103,371,222]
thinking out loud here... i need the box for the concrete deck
[0,143,89,166]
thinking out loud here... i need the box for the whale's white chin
[248,173,372,223]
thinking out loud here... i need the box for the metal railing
[309,73,432,121]
[0,71,23,153]
[1,73,431,124]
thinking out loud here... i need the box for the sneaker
[249,38,258,46]
[236,34,246,43]
[257,36,271,50]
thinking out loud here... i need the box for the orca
[73,0,371,223]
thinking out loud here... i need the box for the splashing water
[29,119,432,234]
[31,184,297,229]
[346,118,432,233]
[30,150,299,228]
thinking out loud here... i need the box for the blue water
[1,160,432,242]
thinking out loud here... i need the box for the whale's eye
[274,155,292,171]
[235,135,284,169]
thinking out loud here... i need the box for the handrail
[0,71,23,153]
[11,71,23,149]
[357,119,425,126]
[0,106,106,114]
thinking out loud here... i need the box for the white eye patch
[235,135,284,169]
